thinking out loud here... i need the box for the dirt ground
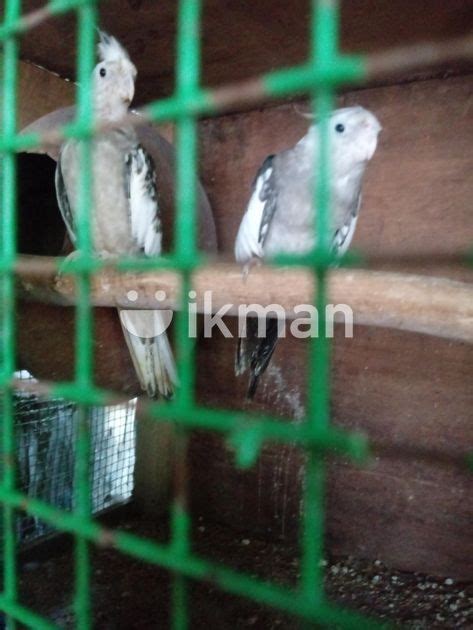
[18,511,472,629]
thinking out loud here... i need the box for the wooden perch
[16,255,473,343]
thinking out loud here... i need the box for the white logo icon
[120,290,173,338]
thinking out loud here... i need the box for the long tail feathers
[236,317,279,399]
[119,309,178,399]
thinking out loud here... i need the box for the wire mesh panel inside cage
[13,372,136,544]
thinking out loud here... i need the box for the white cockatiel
[55,31,177,398]
[235,106,381,398]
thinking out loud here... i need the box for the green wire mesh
[0,0,396,628]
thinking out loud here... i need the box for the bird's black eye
[99,67,107,77]
[335,123,345,133]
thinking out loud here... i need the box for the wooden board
[188,74,473,578]
[19,0,473,102]
[18,60,74,128]
[199,74,473,280]
[191,325,473,579]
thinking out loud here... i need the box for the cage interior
[2,1,472,628]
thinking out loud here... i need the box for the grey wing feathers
[235,155,280,397]
[122,147,177,399]
[234,153,278,264]
[332,192,361,257]
[257,155,278,247]
[124,145,162,256]
[55,152,76,245]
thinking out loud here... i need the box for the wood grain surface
[19,0,473,101]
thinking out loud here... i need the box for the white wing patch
[333,213,358,256]
[126,147,162,256]
[234,158,276,264]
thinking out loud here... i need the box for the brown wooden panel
[199,74,473,279]
[189,74,473,577]
[326,459,473,580]
[18,61,74,128]
[192,324,473,579]
[341,76,473,259]
[19,0,473,102]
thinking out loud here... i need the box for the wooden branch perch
[16,256,473,343]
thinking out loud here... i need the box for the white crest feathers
[97,30,130,63]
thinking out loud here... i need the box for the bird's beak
[121,78,135,106]
[361,117,382,135]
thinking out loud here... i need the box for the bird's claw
[242,257,261,282]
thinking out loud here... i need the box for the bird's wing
[122,144,178,399]
[234,155,280,397]
[124,145,162,256]
[332,192,362,257]
[234,155,278,264]
[55,147,77,246]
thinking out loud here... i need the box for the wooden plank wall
[18,61,74,128]
[191,74,473,578]
[20,0,473,101]
[13,57,473,577]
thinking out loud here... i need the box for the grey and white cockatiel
[235,106,381,398]
[55,32,177,398]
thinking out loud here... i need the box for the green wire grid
[0,0,402,628]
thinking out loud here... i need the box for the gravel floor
[18,512,473,629]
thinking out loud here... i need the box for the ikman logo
[120,290,354,339]
[120,290,174,337]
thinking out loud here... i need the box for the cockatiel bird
[55,32,177,398]
[235,106,381,398]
